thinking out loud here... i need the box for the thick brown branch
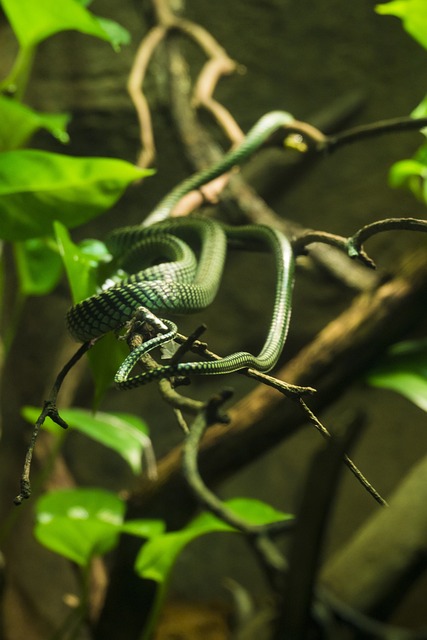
[320,451,427,617]
[128,249,427,511]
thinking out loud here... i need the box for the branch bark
[320,451,427,619]
[96,250,427,640]
[129,249,427,512]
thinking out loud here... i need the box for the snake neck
[143,110,294,226]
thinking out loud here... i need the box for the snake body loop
[114,224,294,389]
[66,110,297,386]
[66,217,227,341]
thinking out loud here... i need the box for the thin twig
[173,331,386,506]
[183,396,291,581]
[124,321,205,420]
[127,25,167,167]
[293,229,376,268]
[14,339,96,505]
[174,332,315,397]
[324,116,427,152]
[192,58,244,143]
[129,0,239,166]
[297,399,388,507]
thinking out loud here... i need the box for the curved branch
[348,217,427,258]
[127,25,167,168]
[323,116,427,152]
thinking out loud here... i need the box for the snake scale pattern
[66,111,297,388]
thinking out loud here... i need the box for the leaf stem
[0,45,36,101]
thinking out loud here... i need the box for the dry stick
[182,396,290,589]
[294,218,427,269]
[166,46,378,291]
[192,57,244,144]
[182,392,284,535]
[127,24,166,168]
[128,249,427,511]
[324,116,427,152]
[173,332,386,506]
[129,0,239,168]
[14,336,110,621]
[297,398,387,507]
[14,339,95,505]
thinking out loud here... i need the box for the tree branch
[128,249,427,512]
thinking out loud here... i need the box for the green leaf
[35,488,164,566]
[54,223,128,403]
[376,1,427,49]
[87,333,130,409]
[21,406,64,436]
[22,406,152,475]
[388,141,427,200]
[411,95,427,121]
[367,339,427,411]
[14,237,63,296]
[135,499,292,583]
[54,222,103,303]
[1,0,115,48]
[0,96,70,151]
[95,17,131,51]
[389,158,425,199]
[0,150,150,241]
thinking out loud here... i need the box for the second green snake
[66,111,297,388]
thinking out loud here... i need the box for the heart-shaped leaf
[35,488,164,566]
[22,407,153,475]
[0,150,151,241]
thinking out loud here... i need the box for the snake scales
[66,111,297,388]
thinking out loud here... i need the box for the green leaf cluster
[0,0,152,392]
[389,144,427,201]
[0,0,143,250]
[0,150,147,242]
[35,488,290,580]
[135,499,292,583]
[376,1,427,202]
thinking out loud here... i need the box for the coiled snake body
[66,111,297,388]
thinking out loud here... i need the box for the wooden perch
[129,249,427,512]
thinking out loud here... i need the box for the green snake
[66,111,297,388]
